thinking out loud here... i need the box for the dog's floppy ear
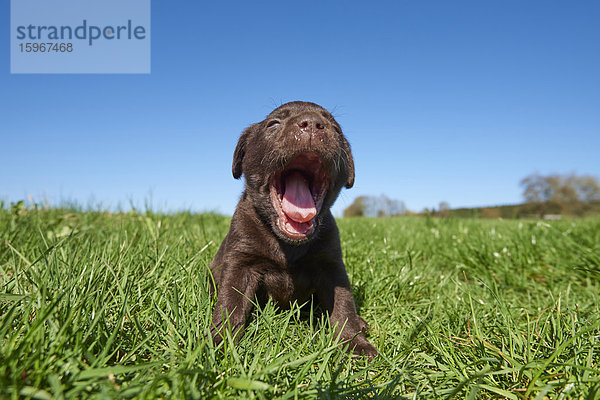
[232,124,256,179]
[341,136,355,188]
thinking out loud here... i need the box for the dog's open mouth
[270,152,329,241]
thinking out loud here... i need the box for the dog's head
[232,101,355,244]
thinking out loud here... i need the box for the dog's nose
[297,114,325,131]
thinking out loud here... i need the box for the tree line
[343,172,600,218]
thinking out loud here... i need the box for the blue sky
[2,1,599,216]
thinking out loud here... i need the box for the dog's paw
[351,338,378,361]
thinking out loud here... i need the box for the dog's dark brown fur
[209,101,377,358]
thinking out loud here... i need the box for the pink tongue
[281,172,317,223]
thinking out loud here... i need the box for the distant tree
[520,173,546,203]
[343,196,367,217]
[570,175,600,201]
[520,172,600,216]
[438,201,450,217]
[520,173,600,203]
[371,194,406,217]
[481,207,501,219]
[343,195,407,217]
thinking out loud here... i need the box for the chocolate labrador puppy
[209,101,377,358]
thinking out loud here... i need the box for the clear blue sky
[2,1,599,216]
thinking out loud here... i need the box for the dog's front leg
[210,267,259,345]
[317,266,378,359]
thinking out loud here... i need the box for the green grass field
[1,205,599,399]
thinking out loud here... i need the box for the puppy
[209,101,377,358]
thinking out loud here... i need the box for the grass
[1,203,599,399]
